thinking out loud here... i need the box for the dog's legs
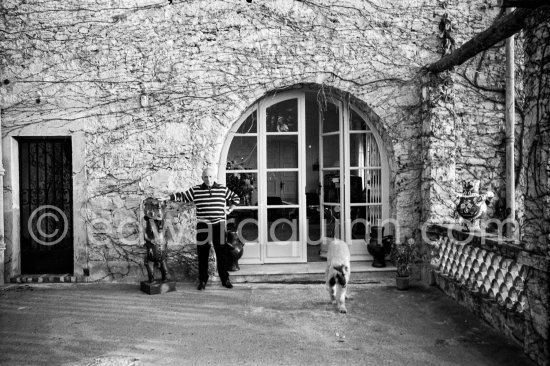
[326,275,336,304]
[336,285,347,314]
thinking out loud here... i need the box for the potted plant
[392,237,418,290]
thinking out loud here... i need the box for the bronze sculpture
[226,229,244,271]
[143,197,169,283]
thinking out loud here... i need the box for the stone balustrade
[424,224,549,366]
[437,235,528,313]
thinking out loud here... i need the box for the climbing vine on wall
[0,0,521,279]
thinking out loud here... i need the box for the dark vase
[225,231,244,271]
[367,226,393,268]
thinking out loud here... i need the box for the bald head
[202,167,215,176]
[201,167,216,187]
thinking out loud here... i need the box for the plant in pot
[392,237,418,290]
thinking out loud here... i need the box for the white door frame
[259,92,306,263]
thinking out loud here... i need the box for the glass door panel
[226,172,258,207]
[267,208,299,241]
[227,208,260,263]
[350,109,370,131]
[262,95,305,263]
[266,135,298,169]
[266,171,299,204]
[322,134,340,168]
[347,111,381,259]
[349,133,381,167]
[226,136,258,170]
[322,104,340,133]
[320,101,343,250]
[225,111,261,264]
[236,111,258,133]
[266,99,298,132]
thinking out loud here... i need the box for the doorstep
[10,274,77,283]
[227,261,396,284]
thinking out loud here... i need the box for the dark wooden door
[19,137,73,274]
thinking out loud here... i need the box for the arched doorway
[220,90,389,264]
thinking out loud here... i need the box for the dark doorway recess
[19,137,73,274]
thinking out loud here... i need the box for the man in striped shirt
[164,167,240,290]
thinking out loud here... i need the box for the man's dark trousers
[196,221,229,284]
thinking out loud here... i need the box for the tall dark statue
[143,197,169,283]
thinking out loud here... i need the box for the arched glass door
[318,102,384,260]
[223,92,306,264]
[222,91,387,264]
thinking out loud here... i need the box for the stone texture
[0,0,521,283]
[1,2,548,363]
[426,224,549,366]
[518,8,550,255]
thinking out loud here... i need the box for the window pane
[227,136,257,170]
[349,174,366,203]
[266,135,298,169]
[350,109,370,131]
[226,172,257,206]
[322,172,341,203]
[350,206,369,239]
[236,110,257,134]
[349,169,382,203]
[266,171,299,205]
[266,99,298,132]
[267,208,299,241]
[322,134,339,168]
[227,209,258,242]
[349,133,380,167]
[323,205,341,239]
[366,205,382,226]
[322,102,339,133]
[368,169,382,204]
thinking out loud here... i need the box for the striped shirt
[170,183,240,224]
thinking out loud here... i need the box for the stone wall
[518,7,550,255]
[0,0,507,282]
[421,7,550,366]
[519,9,550,365]
[420,4,511,225]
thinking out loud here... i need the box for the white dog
[325,239,351,314]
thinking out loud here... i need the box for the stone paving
[0,281,537,366]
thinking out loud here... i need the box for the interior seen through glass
[226,93,380,262]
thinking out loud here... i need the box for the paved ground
[0,281,536,366]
